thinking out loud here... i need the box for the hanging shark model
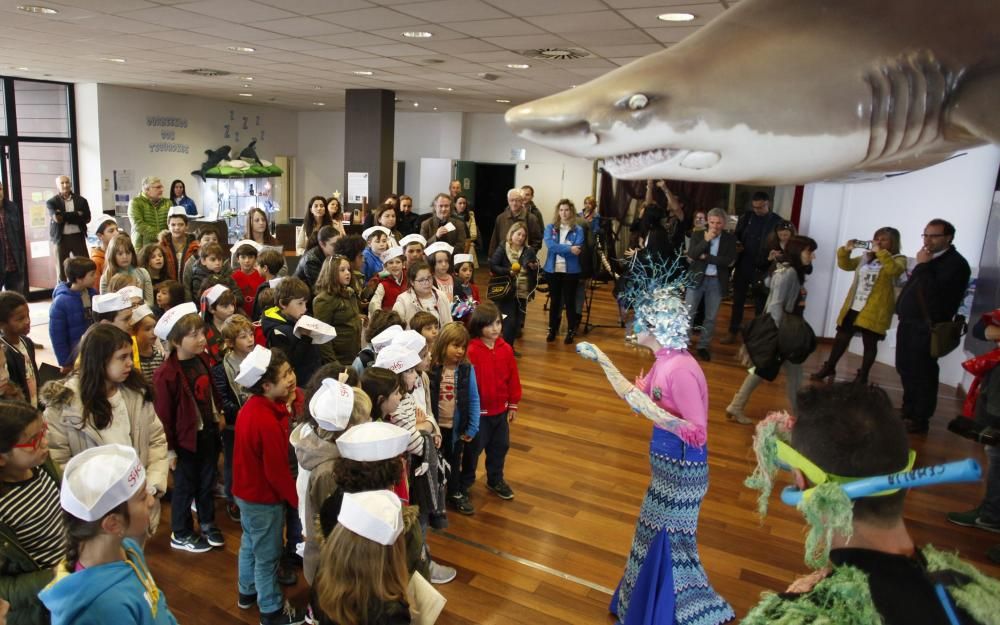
[504,0,999,185]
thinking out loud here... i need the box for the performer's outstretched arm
[577,342,695,439]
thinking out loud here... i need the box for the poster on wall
[114,169,135,192]
[347,172,368,204]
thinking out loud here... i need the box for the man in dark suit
[419,193,467,251]
[46,175,91,282]
[894,218,971,434]
[686,208,737,361]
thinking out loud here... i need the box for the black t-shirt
[179,356,214,430]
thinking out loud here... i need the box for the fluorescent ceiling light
[101,57,127,63]
[657,12,695,22]
[238,93,253,97]
[506,64,530,69]
[240,75,253,81]
[437,87,453,91]
[17,5,58,14]
[496,99,511,103]
[313,102,325,106]
[353,70,374,76]
[227,46,256,53]
[402,31,432,38]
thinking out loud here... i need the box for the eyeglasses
[13,422,48,451]
[413,277,432,284]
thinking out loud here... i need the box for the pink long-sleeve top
[640,348,708,448]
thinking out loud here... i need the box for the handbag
[917,288,967,358]
[487,273,514,301]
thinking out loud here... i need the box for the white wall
[800,144,1000,386]
[74,83,103,213]
[87,84,297,223]
[296,111,345,216]
[393,112,462,212]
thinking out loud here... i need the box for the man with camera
[894,219,970,434]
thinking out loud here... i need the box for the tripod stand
[582,228,626,334]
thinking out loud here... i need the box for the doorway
[472,163,515,260]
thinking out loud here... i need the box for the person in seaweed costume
[743,381,1000,625]
[577,255,734,625]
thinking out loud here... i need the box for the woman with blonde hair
[488,221,538,349]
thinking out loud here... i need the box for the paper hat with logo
[381,246,404,263]
[293,315,337,344]
[374,345,421,373]
[370,325,403,353]
[154,301,198,341]
[390,329,426,354]
[424,242,454,258]
[130,304,154,326]
[310,378,355,432]
[335,421,409,461]
[398,234,426,248]
[117,286,144,302]
[167,205,189,219]
[61,444,146,522]
[93,292,132,314]
[453,253,473,266]
[235,345,272,387]
[201,283,229,306]
[338,490,404,546]
[363,226,390,241]
[95,215,118,233]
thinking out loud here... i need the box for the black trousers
[54,232,89,282]
[497,297,526,346]
[895,319,938,423]
[545,272,580,334]
[172,427,219,535]
[728,268,767,334]
[475,412,510,485]
[440,426,478,495]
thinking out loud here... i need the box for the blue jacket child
[48,281,97,368]
[362,246,384,283]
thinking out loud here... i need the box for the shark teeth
[605,148,720,176]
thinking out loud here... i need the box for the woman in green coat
[812,227,907,385]
[313,255,363,367]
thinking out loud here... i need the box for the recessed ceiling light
[17,5,58,14]
[506,63,530,69]
[570,84,578,88]
[433,107,438,111]
[658,12,695,22]
[238,93,253,97]
[242,83,251,88]
[412,102,419,107]
[402,31,432,38]
[496,99,511,103]
[240,75,253,81]
[16,66,30,71]
[436,87,453,91]
[101,57,127,63]
[313,102,325,106]
[353,70,373,76]
[227,46,256,53]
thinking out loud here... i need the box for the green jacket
[313,288,362,367]
[128,193,171,249]
[0,457,61,625]
[836,247,907,335]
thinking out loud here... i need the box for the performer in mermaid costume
[743,381,1000,625]
[577,257,734,625]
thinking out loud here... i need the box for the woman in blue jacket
[543,200,585,344]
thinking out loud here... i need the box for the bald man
[46,175,92,282]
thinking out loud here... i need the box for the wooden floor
[28,278,1000,624]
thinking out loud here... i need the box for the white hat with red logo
[61,444,146,522]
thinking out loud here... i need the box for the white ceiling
[0,0,735,112]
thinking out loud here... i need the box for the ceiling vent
[476,72,500,81]
[178,68,232,77]
[519,47,591,61]
[419,58,445,65]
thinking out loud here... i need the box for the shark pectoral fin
[949,72,1000,143]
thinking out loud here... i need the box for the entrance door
[472,163,516,258]
[454,160,476,203]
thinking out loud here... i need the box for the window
[14,81,70,138]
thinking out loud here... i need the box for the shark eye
[627,94,648,111]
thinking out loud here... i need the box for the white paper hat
[93,292,132,314]
[235,345,271,387]
[453,253,473,266]
[338,490,403,546]
[269,277,284,289]
[154,301,198,340]
[424,242,454,258]
[130,304,154,326]
[231,239,263,265]
[61,444,146,522]
[390,329,426,354]
[202,283,228,306]
[398,234,426,248]
[380,246,404,263]
[362,226,390,241]
[117,286,144,302]
[167,205,188,219]
[335,421,410,461]
[374,345,421,373]
[370,325,403,353]
[310,378,355,432]
[293,315,337,344]
[95,215,118,233]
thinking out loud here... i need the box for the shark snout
[505,97,601,151]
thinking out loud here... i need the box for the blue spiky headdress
[619,254,693,350]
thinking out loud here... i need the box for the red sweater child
[233,269,265,317]
[374,274,408,311]
[232,393,298,507]
[467,336,521,416]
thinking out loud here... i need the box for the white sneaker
[428,560,456,584]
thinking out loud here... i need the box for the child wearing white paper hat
[261,277,324,387]
[151,302,226,554]
[351,312,406,378]
[425,241,455,302]
[368,246,408,315]
[93,291,135,333]
[312,490,413,625]
[199,279,238,365]
[362,226,391,283]
[398,233,426,268]
[452,253,480,323]
[38,444,177,624]
[43,324,170,537]
[232,346,309,625]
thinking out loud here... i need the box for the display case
[200,176,282,243]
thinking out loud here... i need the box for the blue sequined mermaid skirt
[610,428,734,625]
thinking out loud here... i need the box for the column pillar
[344,89,394,216]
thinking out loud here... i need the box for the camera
[853,240,872,250]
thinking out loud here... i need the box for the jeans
[440,427,478,495]
[475,413,510,485]
[981,445,1000,523]
[172,427,218,535]
[545,272,580,335]
[222,426,235,503]
[685,275,722,350]
[497,297,526,346]
[236,498,285,614]
[895,319,938,422]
